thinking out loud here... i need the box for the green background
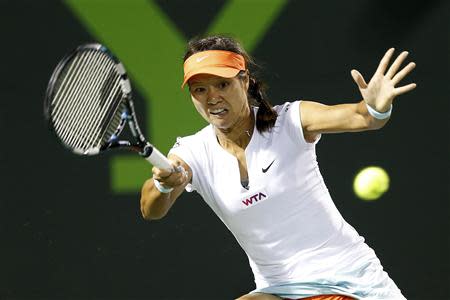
[66,0,287,192]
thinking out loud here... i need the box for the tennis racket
[44,43,173,171]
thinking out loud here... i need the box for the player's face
[189,73,250,130]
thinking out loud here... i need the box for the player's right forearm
[140,179,175,220]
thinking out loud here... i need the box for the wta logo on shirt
[241,189,269,208]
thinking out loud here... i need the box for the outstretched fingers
[395,83,417,96]
[386,51,409,79]
[392,62,416,85]
[375,48,395,76]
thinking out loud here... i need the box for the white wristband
[153,178,173,193]
[366,103,392,120]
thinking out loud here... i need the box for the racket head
[44,43,133,155]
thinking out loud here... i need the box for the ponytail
[247,76,277,133]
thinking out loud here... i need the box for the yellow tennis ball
[353,166,390,201]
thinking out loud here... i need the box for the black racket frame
[44,43,155,158]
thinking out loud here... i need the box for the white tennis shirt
[169,101,405,299]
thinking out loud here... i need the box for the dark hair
[183,35,277,133]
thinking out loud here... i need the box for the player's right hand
[152,160,188,189]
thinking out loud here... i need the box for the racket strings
[99,100,127,145]
[52,50,105,145]
[55,51,110,149]
[50,50,126,153]
[68,56,119,150]
[61,52,115,149]
[51,52,88,134]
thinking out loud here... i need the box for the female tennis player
[140,35,416,300]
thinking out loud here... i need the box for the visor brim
[181,67,241,89]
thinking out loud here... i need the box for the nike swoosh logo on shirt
[262,160,275,173]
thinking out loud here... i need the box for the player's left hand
[351,48,416,112]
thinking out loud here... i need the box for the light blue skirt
[251,281,360,299]
[250,278,407,299]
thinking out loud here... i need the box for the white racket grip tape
[145,147,173,171]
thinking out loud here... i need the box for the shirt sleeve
[284,100,321,148]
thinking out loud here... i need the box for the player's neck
[215,110,254,150]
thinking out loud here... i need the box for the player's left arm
[300,48,416,143]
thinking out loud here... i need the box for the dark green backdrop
[0,1,448,299]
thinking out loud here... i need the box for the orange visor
[181,50,246,88]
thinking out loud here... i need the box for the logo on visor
[196,55,209,63]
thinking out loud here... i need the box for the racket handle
[144,146,173,171]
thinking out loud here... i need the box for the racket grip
[144,147,173,171]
